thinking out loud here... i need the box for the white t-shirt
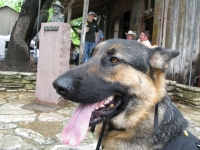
[137,39,152,46]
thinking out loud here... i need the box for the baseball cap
[88,11,95,15]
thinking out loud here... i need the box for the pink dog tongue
[62,102,98,146]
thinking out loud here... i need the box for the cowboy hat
[125,31,137,37]
[52,1,64,10]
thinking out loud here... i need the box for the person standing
[78,11,99,63]
[137,30,152,46]
[125,30,137,40]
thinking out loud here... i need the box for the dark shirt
[79,20,99,42]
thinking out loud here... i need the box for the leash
[96,121,107,150]
[91,104,159,150]
[153,103,159,135]
[90,121,107,150]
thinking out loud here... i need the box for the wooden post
[104,6,109,38]
[157,0,165,46]
[67,0,76,23]
[161,0,169,47]
[79,0,89,64]
[67,7,72,23]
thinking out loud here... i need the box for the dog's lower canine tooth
[100,104,105,108]
[104,100,109,104]
[110,104,114,108]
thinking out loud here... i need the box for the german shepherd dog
[53,39,200,150]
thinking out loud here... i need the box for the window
[142,0,155,16]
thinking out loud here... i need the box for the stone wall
[0,71,36,92]
[0,71,200,106]
[166,80,200,106]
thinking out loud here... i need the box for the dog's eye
[110,57,118,63]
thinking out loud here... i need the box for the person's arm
[100,30,105,42]
[77,23,82,34]
[95,32,98,43]
[78,29,81,34]
[78,25,89,34]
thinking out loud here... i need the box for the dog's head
[53,39,179,146]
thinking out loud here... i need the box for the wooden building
[60,0,200,85]
[0,6,19,36]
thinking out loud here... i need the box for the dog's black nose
[52,78,72,97]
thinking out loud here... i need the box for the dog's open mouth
[62,95,124,147]
[90,95,122,126]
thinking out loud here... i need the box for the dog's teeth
[110,104,114,108]
[100,104,105,108]
[104,100,109,104]
[107,96,113,101]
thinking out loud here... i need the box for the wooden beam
[69,0,76,7]
[79,0,89,64]
[161,0,169,47]
[148,0,151,11]
[64,0,76,14]
[64,0,76,22]
[157,0,165,46]
[67,6,72,23]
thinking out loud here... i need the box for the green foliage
[12,0,25,12]
[0,0,5,7]
[71,17,82,26]
[70,17,82,46]
[71,31,80,45]
[47,0,56,22]
[0,0,25,12]
[47,7,53,22]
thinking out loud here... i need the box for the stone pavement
[0,92,200,150]
[0,92,98,150]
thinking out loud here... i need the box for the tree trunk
[0,0,47,72]
[31,0,54,40]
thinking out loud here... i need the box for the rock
[0,133,37,150]
[15,128,58,145]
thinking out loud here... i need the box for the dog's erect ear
[150,47,179,71]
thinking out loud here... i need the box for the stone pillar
[0,39,5,59]
[35,22,71,105]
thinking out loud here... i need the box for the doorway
[143,17,154,41]
[123,10,131,39]
[141,0,155,42]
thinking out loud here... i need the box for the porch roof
[59,0,110,20]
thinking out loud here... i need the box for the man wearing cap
[137,30,152,46]
[51,1,64,22]
[78,11,99,63]
[125,30,137,40]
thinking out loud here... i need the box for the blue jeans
[83,42,96,62]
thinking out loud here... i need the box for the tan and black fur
[53,39,199,150]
